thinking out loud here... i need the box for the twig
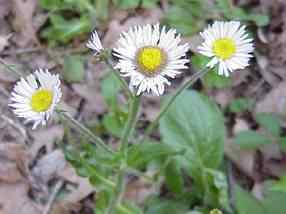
[42,180,64,214]
[0,47,42,56]
[1,115,27,139]
[0,57,23,76]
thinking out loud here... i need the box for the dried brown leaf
[11,0,38,47]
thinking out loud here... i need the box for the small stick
[42,180,64,214]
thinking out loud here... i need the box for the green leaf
[192,54,231,89]
[145,199,189,214]
[101,72,122,109]
[95,0,109,21]
[113,0,140,9]
[205,169,229,210]
[63,55,85,83]
[164,0,207,35]
[278,137,286,152]
[127,142,179,170]
[216,0,269,27]
[235,186,265,214]
[41,15,90,43]
[263,185,286,214]
[164,158,184,195]
[114,0,159,9]
[248,14,270,27]
[102,111,127,138]
[39,0,66,10]
[229,98,254,113]
[234,130,272,149]
[271,175,286,193]
[255,113,281,137]
[159,90,225,177]
[118,202,143,214]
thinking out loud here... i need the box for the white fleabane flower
[113,24,190,96]
[9,69,62,129]
[86,29,104,55]
[198,21,254,76]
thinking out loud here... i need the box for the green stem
[140,67,210,143]
[104,56,134,99]
[106,96,141,214]
[120,96,140,156]
[116,204,134,214]
[58,110,114,154]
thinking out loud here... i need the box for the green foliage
[228,98,254,113]
[127,141,179,170]
[255,113,281,137]
[113,0,160,9]
[235,184,286,214]
[101,72,122,111]
[101,72,128,138]
[235,186,264,214]
[234,113,283,150]
[40,0,94,44]
[63,55,85,83]
[234,130,271,149]
[160,90,225,173]
[164,158,184,195]
[271,175,286,193]
[145,198,189,214]
[64,143,119,182]
[216,0,269,27]
[160,90,226,206]
[164,0,208,35]
[41,14,91,44]
[192,54,231,89]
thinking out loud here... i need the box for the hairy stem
[140,67,210,143]
[58,110,114,154]
[104,56,134,99]
[106,96,140,214]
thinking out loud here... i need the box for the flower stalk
[102,51,134,99]
[57,110,114,154]
[106,95,141,214]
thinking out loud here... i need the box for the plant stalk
[58,110,114,154]
[140,67,210,143]
[106,96,140,214]
[103,55,134,99]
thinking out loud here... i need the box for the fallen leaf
[52,166,94,214]
[32,150,66,184]
[0,143,29,183]
[0,183,41,214]
[0,34,12,53]
[11,0,38,47]
[0,0,11,19]
[255,82,286,117]
[103,8,163,48]
[30,125,64,159]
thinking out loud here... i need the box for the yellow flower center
[137,46,166,75]
[31,89,53,112]
[213,38,236,60]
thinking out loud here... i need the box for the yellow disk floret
[137,47,166,75]
[213,38,236,60]
[31,89,53,112]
